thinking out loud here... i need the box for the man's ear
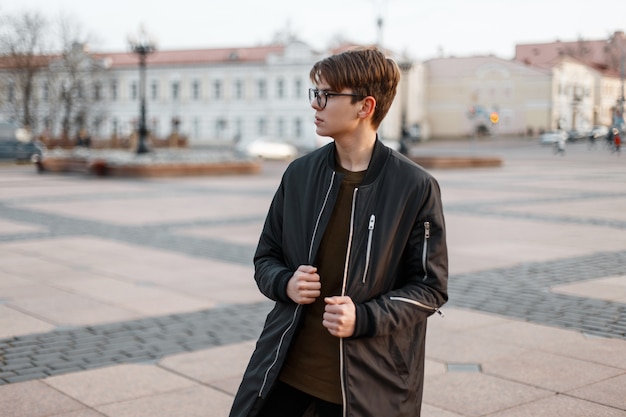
[358,97,376,120]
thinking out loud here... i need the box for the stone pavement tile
[0,178,147,200]
[445,213,626,275]
[424,359,447,377]
[503,197,626,223]
[566,373,626,411]
[145,261,265,305]
[0,304,55,338]
[0,380,85,417]
[0,272,32,289]
[159,341,255,388]
[3,284,140,327]
[423,373,552,417]
[4,237,159,267]
[13,194,271,226]
[552,275,626,303]
[47,411,106,417]
[426,308,512,334]
[440,187,541,206]
[0,219,46,235]
[420,403,464,417]
[174,222,264,246]
[94,385,233,417]
[540,335,626,369]
[0,249,84,281]
[44,363,196,406]
[52,275,215,316]
[485,394,626,417]
[463,320,585,350]
[426,329,526,364]
[482,350,624,392]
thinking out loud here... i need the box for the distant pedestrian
[613,128,621,154]
[554,136,566,156]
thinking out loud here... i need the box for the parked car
[566,129,586,142]
[539,130,567,145]
[0,122,43,163]
[588,125,609,140]
[235,137,298,160]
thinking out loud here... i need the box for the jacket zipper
[258,172,336,398]
[362,214,375,283]
[422,221,430,281]
[390,296,444,317]
[309,172,336,262]
[258,304,301,397]
[340,187,358,417]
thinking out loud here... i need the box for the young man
[229,47,448,417]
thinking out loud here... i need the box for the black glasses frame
[309,88,365,109]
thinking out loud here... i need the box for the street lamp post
[128,28,156,154]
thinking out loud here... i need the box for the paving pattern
[1,142,626,387]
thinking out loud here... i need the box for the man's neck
[334,131,377,172]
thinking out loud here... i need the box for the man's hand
[323,296,356,338]
[286,265,321,304]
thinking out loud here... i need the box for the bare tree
[46,13,108,140]
[0,11,49,129]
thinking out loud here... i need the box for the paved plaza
[1,137,625,416]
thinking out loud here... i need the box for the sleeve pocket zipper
[422,221,430,282]
[390,296,445,317]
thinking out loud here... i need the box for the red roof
[94,44,286,68]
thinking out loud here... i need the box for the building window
[294,118,302,138]
[235,80,244,99]
[258,80,267,99]
[193,117,201,139]
[76,81,83,99]
[276,78,285,99]
[110,80,118,101]
[151,81,158,100]
[112,118,119,136]
[131,82,138,100]
[215,118,227,138]
[192,80,201,100]
[171,81,180,100]
[213,80,222,100]
[277,118,285,138]
[42,83,49,102]
[258,117,267,136]
[93,82,102,101]
[234,118,243,140]
[294,78,303,98]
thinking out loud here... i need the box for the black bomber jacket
[229,138,448,417]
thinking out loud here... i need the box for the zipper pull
[435,308,445,318]
[424,221,430,238]
[369,214,375,230]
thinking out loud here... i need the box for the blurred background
[0,0,624,159]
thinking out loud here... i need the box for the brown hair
[310,46,401,129]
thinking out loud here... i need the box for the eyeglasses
[308,88,365,109]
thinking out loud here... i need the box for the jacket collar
[326,135,391,186]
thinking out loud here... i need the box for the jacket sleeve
[352,175,448,338]
[253,179,296,303]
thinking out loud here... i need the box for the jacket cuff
[275,270,293,302]
[351,303,376,338]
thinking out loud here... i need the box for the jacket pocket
[361,214,375,283]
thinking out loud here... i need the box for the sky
[2,0,625,60]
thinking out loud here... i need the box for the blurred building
[0,40,423,148]
[424,56,553,137]
[0,32,623,143]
